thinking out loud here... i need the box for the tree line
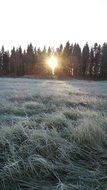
[0,42,107,80]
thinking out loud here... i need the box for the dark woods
[0,41,107,80]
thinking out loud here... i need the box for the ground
[0,78,107,190]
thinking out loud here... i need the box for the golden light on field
[48,56,58,75]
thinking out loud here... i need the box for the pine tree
[81,43,89,77]
[59,44,63,55]
[94,44,101,79]
[100,43,107,79]
[2,51,9,75]
[47,47,51,56]
[0,51,2,75]
[72,44,81,77]
[62,41,72,77]
[25,43,35,75]
[15,46,24,76]
[10,47,17,76]
[89,48,94,78]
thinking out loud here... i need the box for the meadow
[0,78,107,190]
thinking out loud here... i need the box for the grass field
[0,78,107,190]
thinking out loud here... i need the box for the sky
[0,0,107,50]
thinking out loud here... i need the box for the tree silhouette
[93,44,101,79]
[100,43,107,79]
[0,42,107,80]
[2,51,9,75]
[81,43,89,77]
[89,48,94,78]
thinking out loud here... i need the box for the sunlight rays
[48,56,58,75]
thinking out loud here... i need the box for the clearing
[0,78,107,190]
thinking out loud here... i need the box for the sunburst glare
[48,56,58,75]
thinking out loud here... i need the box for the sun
[48,56,58,75]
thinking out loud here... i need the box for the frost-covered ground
[0,78,107,190]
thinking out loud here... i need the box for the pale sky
[0,0,107,50]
